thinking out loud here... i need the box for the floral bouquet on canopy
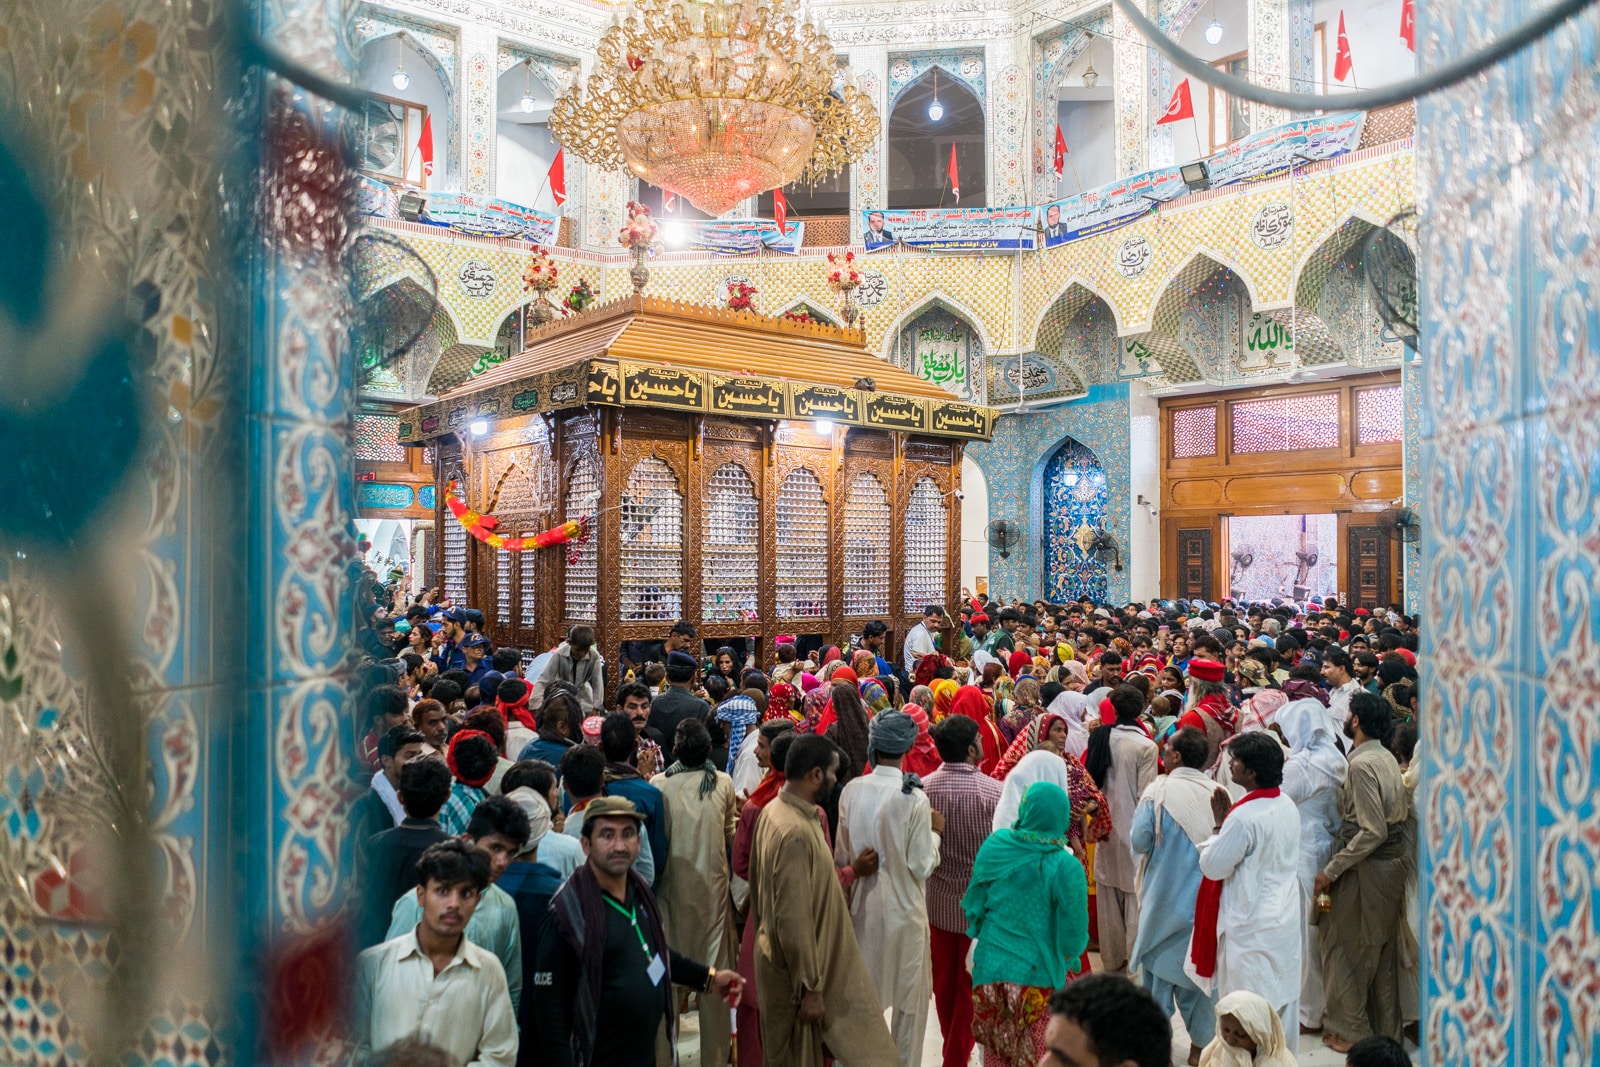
[726,280,758,312]
[619,201,659,293]
[564,278,596,313]
[523,247,560,323]
[827,250,864,325]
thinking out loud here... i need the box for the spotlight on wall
[398,191,426,221]
[813,419,834,435]
[469,419,488,436]
[1180,160,1212,192]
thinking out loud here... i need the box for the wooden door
[1176,527,1213,602]
[1345,525,1393,611]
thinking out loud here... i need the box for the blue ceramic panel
[1042,440,1109,602]
[967,384,1132,603]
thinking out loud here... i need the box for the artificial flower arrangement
[782,308,814,324]
[618,200,658,250]
[564,278,596,313]
[826,249,862,291]
[726,280,758,311]
[523,247,559,293]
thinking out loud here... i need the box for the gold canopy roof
[396,295,995,442]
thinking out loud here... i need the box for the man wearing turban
[833,710,948,1067]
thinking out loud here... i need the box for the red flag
[1400,0,1415,51]
[417,114,434,178]
[773,186,790,235]
[547,148,566,206]
[947,142,960,203]
[1156,79,1194,125]
[1053,124,1068,180]
[1335,11,1354,81]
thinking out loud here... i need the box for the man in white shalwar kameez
[834,710,943,1067]
[1276,697,1347,1032]
[1187,731,1303,1040]
[1092,687,1159,974]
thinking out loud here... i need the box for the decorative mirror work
[895,306,983,404]
[619,458,685,622]
[702,463,760,622]
[1042,437,1109,602]
[564,453,602,621]
[843,472,891,616]
[496,547,512,625]
[776,468,829,619]
[903,477,948,612]
[519,550,536,628]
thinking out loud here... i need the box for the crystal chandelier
[549,0,878,217]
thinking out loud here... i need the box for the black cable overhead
[1109,0,1600,112]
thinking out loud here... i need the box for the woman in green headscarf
[962,780,1090,1067]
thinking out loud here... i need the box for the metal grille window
[1356,385,1404,444]
[620,457,684,622]
[1230,392,1341,453]
[564,453,601,621]
[1171,406,1218,458]
[495,549,512,626]
[777,468,829,618]
[702,463,759,622]
[843,471,891,616]
[903,477,947,612]
[355,414,406,462]
[519,549,536,629]
[442,482,468,607]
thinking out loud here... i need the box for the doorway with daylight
[1223,513,1339,603]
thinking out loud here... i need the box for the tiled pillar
[1416,3,1600,1064]
[462,24,498,194]
[1112,1,1149,177]
[243,1,359,1058]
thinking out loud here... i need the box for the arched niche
[494,59,559,210]
[356,33,454,188]
[358,276,445,400]
[1151,0,1250,163]
[888,70,986,208]
[891,301,986,405]
[1050,35,1117,198]
[1034,283,1124,389]
[1042,437,1110,602]
[1031,21,1112,201]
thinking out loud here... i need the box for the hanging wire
[1107,0,1599,111]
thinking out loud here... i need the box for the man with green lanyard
[530,796,744,1067]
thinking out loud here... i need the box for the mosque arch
[356,32,455,188]
[881,296,990,406]
[1031,279,1125,362]
[887,70,986,208]
[1149,248,1263,335]
[1041,437,1111,603]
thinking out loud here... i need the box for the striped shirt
[922,762,1002,933]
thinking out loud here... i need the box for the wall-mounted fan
[987,519,1022,560]
[1377,507,1421,545]
[1088,531,1123,572]
[1229,543,1256,592]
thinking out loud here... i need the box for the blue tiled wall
[1417,3,1600,1063]
[966,384,1132,603]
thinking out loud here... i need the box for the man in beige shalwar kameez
[750,733,898,1067]
[652,718,739,1065]
[1314,692,1412,1053]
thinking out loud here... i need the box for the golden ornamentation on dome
[548,0,878,217]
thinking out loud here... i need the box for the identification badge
[646,953,666,986]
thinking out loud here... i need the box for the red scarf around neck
[1189,787,1281,979]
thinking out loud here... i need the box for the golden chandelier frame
[549,0,879,217]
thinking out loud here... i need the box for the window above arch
[888,70,986,209]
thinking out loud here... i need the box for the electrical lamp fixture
[927,69,944,123]
[1082,63,1099,88]
[520,59,536,113]
[1204,0,1223,44]
[391,37,411,91]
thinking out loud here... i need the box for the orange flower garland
[445,481,593,562]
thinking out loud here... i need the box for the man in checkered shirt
[921,714,1002,1067]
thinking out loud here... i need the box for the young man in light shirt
[355,839,518,1067]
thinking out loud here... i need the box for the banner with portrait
[860,206,1038,253]
[1035,167,1188,248]
[660,217,806,255]
[1206,111,1366,190]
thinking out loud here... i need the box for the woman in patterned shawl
[998,677,1045,746]
[930,678,960,723]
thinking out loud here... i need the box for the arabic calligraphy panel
[896,306,983,404]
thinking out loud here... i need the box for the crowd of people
[348,573,1424,1067]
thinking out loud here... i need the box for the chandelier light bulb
[519,61,535,114]
[521,93,535,113]
[392,65,410,91]
[928,98,944,122]
[1205,19,1223,44]
[391,37,410,91]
